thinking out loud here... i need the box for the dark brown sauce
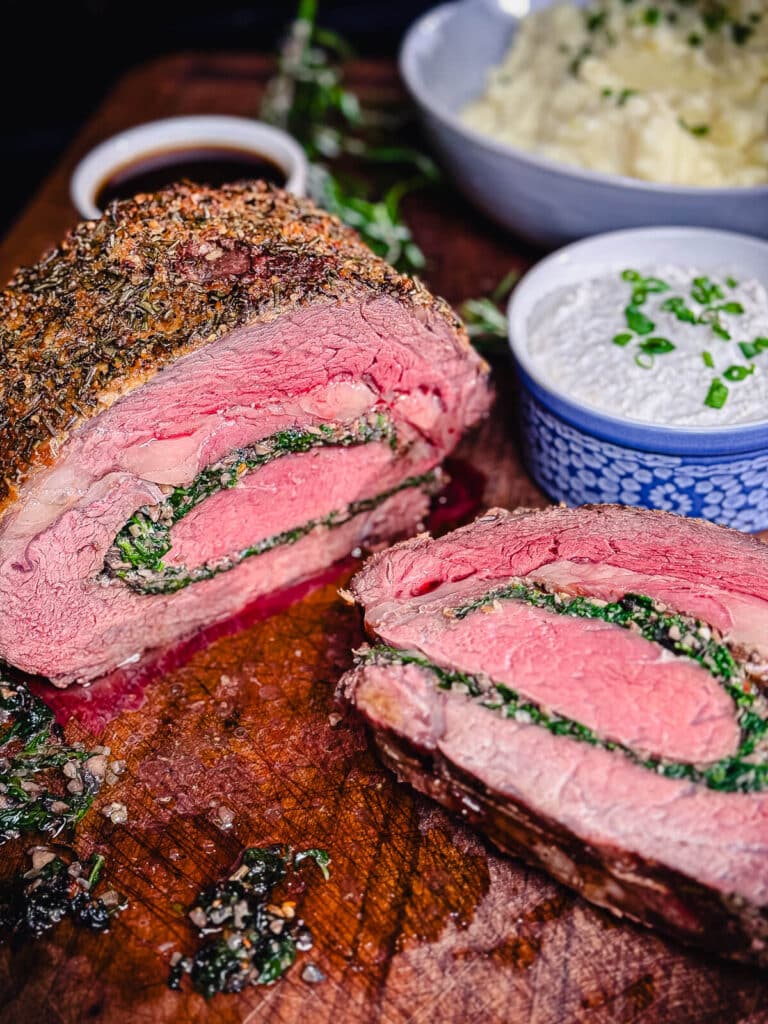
[95,145,286,209]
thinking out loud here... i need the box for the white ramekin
[70,115,308,220]
[507,226,768,532]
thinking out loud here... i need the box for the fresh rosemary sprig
[457,270,519,353]
[262,0,438,274]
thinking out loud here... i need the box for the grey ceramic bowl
[399,0,768,247]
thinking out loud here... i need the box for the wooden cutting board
[1,54,766,1024]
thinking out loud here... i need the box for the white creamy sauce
[527,265,768,427]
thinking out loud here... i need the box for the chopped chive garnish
[724,365,755,382]
[639,336,675,355]
[716,301,745,315]
[691,276,725,306]
[642,277,670,293]
[613,332,633,346]
[711,323,731,341]
[704,378,729,409]
[679,119,710,136]
[621,269,641,282]
[739,341,759,359]
[661,296,696,323]
[732,22,753,45]
[703,7,726,32]
[625,305,655,335]
[617,88,638,106]
[643,7,660,24]
[702,351,714,368]
[635,352,655,370]
[726,276,738,288]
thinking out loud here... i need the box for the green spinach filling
[104,414,431,596]
[361,582,768,794]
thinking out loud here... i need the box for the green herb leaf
[691,276,725,306]
[703,6,727,32]
[643,7,660,25]
[739,341,760,359]
[711,322,731,341]
[458,271,519,352]
[639,336,675,354]
[621,269,641,282]
[724,364,755,382]
[726,276,739,288]
[679,119,710,137]
[704,377,729,409]
[661,296,696,323]
[625,305,655,335]
[716,301,745,315]
[260,3,434,275]
[642,276,670,293]
[702,350,715,368]
[294,848,331,880]
[732,21,753,45]
[613,332,633,347]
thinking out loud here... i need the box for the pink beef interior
[165,443,399,568]
[0,296,489,683]
[367,580,740,764]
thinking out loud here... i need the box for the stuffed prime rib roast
[340,505,768,966]
[0,181,490,684]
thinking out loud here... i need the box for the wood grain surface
[0,54,766,1024]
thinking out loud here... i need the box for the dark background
[1,0,434,235]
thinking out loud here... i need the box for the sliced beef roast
[339,505,768,966]
[0,182,490,684]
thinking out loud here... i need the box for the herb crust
[0,181,465,512]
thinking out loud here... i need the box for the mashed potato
[462,0,768,187]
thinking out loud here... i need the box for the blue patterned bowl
[507,228,768,532]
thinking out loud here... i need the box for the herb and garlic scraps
[0,851,125,943]
[0,675,126,943]
[0,675,125,842]
[169,845,330,999]
[527,265,768,425]
[462,0,767,187]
